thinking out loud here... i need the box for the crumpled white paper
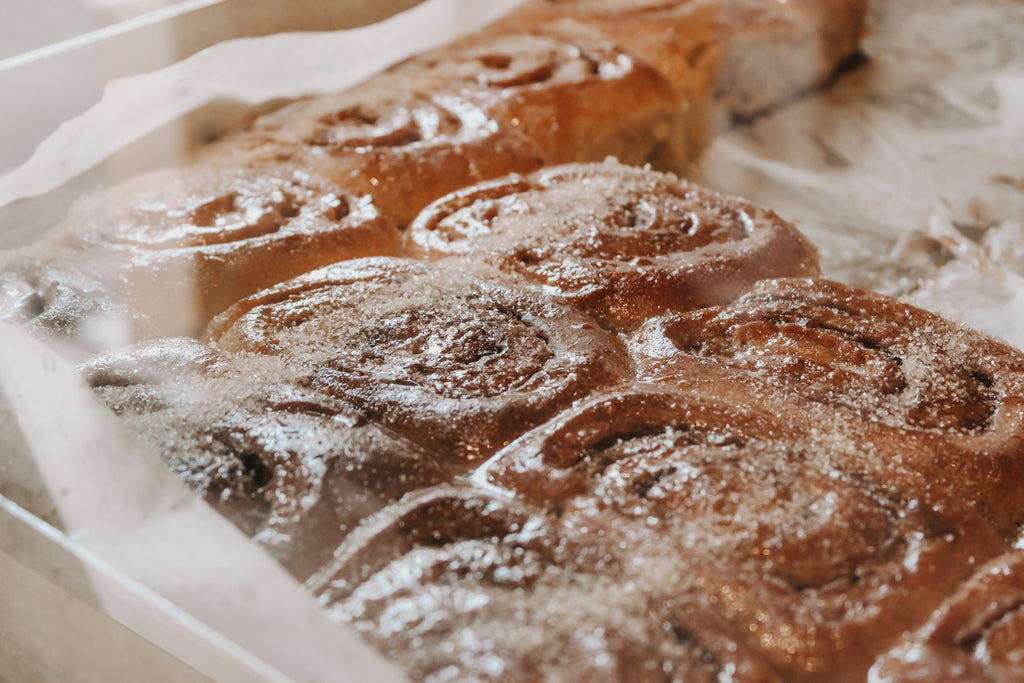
[696,0,1024,349]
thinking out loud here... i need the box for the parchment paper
[696,0,1024,348]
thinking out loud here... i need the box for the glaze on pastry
[13,0,1017,679]
[872,551,1024,683]
[378,32,689,169]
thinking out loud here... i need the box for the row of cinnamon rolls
[77,159,1024,681]
[1,0,864,352]
[7,0,1022,680]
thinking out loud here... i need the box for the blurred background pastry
[196,86,546,227]
[10,161,401,350]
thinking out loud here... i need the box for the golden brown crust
[630,277,1024,535]
[378,32,689,168]
[872,552,1024,683]
[407,160,820,331]
[492,0,868,119]
[476,383,1005,681]
[198,87,546,227]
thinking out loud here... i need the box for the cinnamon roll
[201,87,545,226]
[629,278,1024,535]
[406,161,819,331]
[493,0,868,119]
[309,486,780,683]
[83,337,453,580]
[872,551,1024,683]
[205,257,632,463]
[40,161,400,339]
[378,32,688,169]
[477,384,1005,681]
[0,251,153,357]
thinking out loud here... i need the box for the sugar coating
[407,162,820,330]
